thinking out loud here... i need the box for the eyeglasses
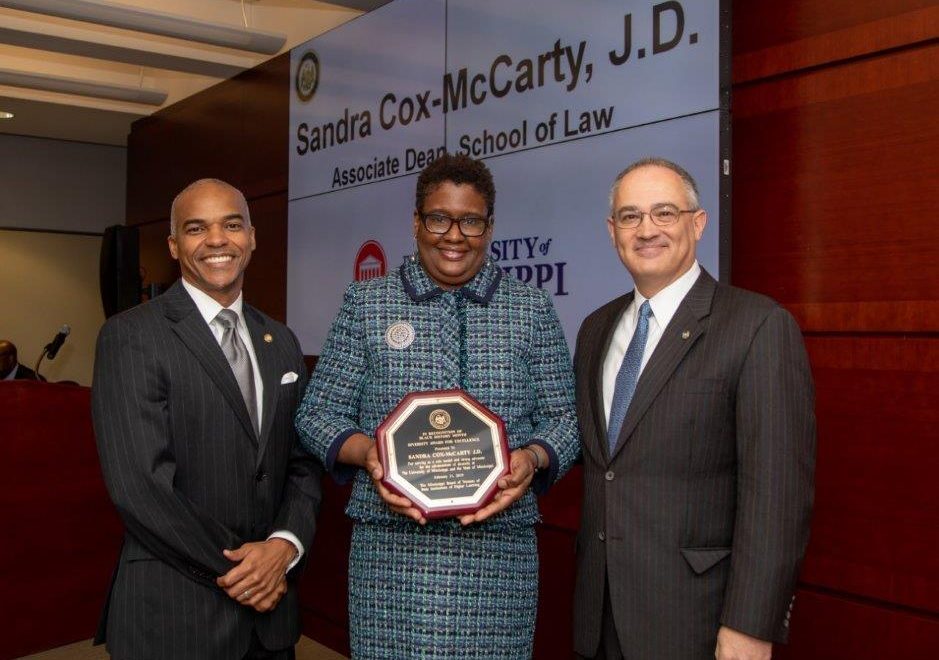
[419,212,492,237]
[610,204,697,229]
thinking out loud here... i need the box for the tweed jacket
[296,257,579,528]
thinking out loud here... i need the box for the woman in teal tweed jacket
[296,155,579,659]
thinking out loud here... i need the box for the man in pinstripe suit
[573,159,815,659]
[92,179,322,660]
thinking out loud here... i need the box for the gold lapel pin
[263,333,273,343]
[681,330,691,340]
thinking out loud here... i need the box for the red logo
[354,240,387,281]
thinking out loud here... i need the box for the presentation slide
[289,0,725,353]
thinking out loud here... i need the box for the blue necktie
[607,300,652,453]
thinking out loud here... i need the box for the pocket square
[280,371,299,385]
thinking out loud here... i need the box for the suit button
[598,531,606,542]
[255,471,268,482]
[605,470,615,481]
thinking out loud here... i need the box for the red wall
[122,2,939,658]
[731,1,939,657]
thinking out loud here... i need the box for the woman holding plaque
[296,154,578,659]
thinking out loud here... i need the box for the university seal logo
[429,409,452,430]
[295,51,320,102]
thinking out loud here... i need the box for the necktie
[215,309,259,436]
[607,300,652,453]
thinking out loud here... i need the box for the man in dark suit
[92,178,322,660]
[573,158,815,660]
[0,340,44,381]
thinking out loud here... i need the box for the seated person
[0,340,44,381]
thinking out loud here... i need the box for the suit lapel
[610,271,717,462]
[163,281,258,446]
[244,306,280,465]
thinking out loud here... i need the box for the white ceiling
[0,0,387,146]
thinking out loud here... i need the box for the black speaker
[100,224,142,318]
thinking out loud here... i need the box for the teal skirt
[348,522,538,659]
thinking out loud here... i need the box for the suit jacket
[91,280,323,660]
[13,364,43,381]
[572,270,815,659]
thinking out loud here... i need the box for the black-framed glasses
[419,212,492,237]
[610,203,697,229]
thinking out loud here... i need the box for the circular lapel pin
[681,330,691,340]
[263,333,273,343]
[385,321,415,350]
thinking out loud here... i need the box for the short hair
[169,178,251,237]
[415,153,496,218]
[609,157,700,213]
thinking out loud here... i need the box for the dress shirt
[602,261,702,425]
[181,278,303,570]
[3,363,16,381]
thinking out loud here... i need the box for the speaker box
[100,224,142,318]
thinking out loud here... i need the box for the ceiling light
[0,110,14,119]
[0,68,167,105]
[0,0,286,54]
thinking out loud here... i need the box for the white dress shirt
[181,279,303,569]
[602,261,702,425]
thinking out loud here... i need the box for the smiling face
[607,164,707,298]
[167,181,256,306]
[413,181,492,289]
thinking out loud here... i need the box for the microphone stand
[33,347,50,381]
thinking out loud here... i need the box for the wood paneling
[732,0,937,55]
[242,192,288,322]
[776,587,939,660]
[733,51,939,310]
[126,54,289,227]
[732,1,937,656]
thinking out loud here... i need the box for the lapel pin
[681,330,691,340]
[263,333,273,343]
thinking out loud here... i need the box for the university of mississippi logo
[354,240,387,281]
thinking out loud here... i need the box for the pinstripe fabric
[572,270,816,659]
[295,258,579,658]
[91,280,323,660]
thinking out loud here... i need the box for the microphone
[44,325,70,360]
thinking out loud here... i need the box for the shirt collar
[181,278,244,325]
[2,363,17,381]
[634,260,701,328]
[399,256,502,305]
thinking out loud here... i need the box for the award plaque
[376,389,510,519]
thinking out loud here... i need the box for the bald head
[0,340,17,378]
[169,179,251,238]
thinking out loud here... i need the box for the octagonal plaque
[376,389,509,519]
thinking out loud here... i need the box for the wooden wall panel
[776,587,939,660]
[732,1,937,656]
[126,54,288,227]
[733,50,939,312]
[733,0,936,55]
[242,192,289,322]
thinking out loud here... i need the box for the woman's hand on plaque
[458,447,538,526]
[363,440,428,525]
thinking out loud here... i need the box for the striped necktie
[215,309,259,436]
